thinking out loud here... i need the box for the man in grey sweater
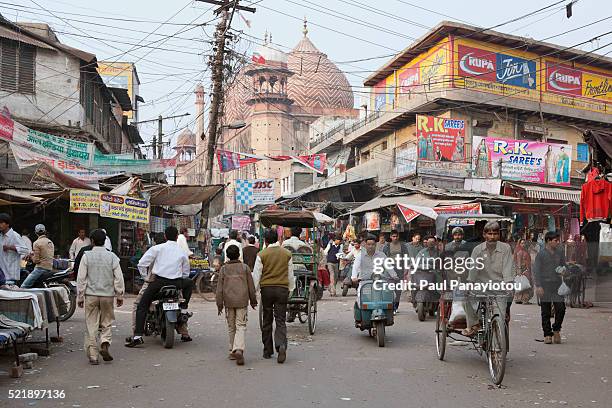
[77,229,125,365]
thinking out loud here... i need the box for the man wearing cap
[0,213,29,284]
[21,224,55,288]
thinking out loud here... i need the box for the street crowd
[1,211,588,366]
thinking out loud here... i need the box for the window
[577,143,589,162]
[381,141,388,150]
[0,39,36,94]
[360,150,370,163]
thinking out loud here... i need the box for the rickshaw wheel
[488,315,507,385]
[436,313,447,360]
[308,282,317,335]
[375,321,385,347]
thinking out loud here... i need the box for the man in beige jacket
[77,229,124,365]
[216,244,257,365]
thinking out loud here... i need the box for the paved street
[1,293,611,408]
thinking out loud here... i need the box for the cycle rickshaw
[258,210,322,335]
[434,214,513,385]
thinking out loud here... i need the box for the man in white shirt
[69,229,92,260]
[21,229,32,257]
[126,226,193,348]
[223,230,243,263]
[0,213,29,283]
[102,229,113,252]
[177,228,193,256]
[282,227,312,253]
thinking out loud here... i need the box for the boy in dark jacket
[216,244,257,365]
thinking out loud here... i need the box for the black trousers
[260,286,289,355]
[541,301,566,337]
[134,277,193,336]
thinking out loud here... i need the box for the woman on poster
[474,139,491,178]
[452,136,465,162]
[555,147,570,183]
[426,135,435,161]
[418,133,428,160]
[544,146,555,183]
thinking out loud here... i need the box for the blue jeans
[21,267,50,288]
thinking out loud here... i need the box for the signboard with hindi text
[99,193,150,224]
[69,190,100,214]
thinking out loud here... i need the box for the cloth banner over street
[217,149,326,174]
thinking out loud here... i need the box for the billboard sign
[395,145,417,178]
[495,53,536,89]
[235,179,275,206]
[458,45,496,81]
[546,63,582,96]
[472,136,572,186]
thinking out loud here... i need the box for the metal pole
[158,115,163,159]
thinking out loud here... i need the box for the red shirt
[580,179,612,223]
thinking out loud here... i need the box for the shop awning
[507,182,580,204]
[351,193,470,214]
[148,184,224,206]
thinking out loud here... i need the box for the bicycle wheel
[201,273,218,302]
[435,303,447,361]
[487,315,507,386]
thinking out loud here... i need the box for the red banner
[434,203,482,215]
[416,115,465,163]
[546,62,582,97]
[397,204,421,223]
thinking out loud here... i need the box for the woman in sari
[474,139,491,178]
[556,147,570,183]
[513,238,534,304]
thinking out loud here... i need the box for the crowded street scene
[1,0,612,407]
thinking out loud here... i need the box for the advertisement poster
[235,179,275,206]
[472,136,572,186]
[434,203,482,215]
[374,80,386,111]
[395,145,417,178]
[365,212,380,231]
[99,193,150,224]
[231,215,251,231]
[97,62,137,119]
[69,189,100,214]
[416,115,465,162]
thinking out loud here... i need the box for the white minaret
[194,83,205,156]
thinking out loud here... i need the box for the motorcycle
[337,252,358,297]
[353,272,395,347]
[143,285,189,349]
[412,268,439,321]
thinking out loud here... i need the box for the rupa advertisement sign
[472,136,572,186]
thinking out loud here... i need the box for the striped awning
[512,184,581,203]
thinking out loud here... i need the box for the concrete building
[181,22,359,214]
[0,16,141,185]
[306,22,611,206]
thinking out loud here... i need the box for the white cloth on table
[0,289,43,329]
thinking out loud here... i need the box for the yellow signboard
[97,62,136,119]
[69,189,100,214]
[99,193,150,224]
[583,71,612,102]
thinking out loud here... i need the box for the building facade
[308,22,611,204]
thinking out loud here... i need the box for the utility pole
[197,0,255,185]
[133,113,190,159]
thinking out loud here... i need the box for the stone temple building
[211,21,359,213]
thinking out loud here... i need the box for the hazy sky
[2,0,611,158]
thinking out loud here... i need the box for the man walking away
[534,231,566,345]
[224,230,243,263]
[216,245,257,365]
[126,226,192,348]
[21,224,54,288]
[77,229,124,365]
[252,229,295,363]
[324,235,342,297]
[70,229,91,260]
[243,236,259,271]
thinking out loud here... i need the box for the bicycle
[436,292,509,385]
[192,269,218,302]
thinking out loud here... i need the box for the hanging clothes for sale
[547,215,556,232]
[599,223,612,262]
[580,170,612,223]
[570,218,580,237]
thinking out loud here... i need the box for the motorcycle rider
[125,226,193,348]
[382,230,409,314]
[21,224,54,288]
[412,235,441,309]
[351,234,398,305]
